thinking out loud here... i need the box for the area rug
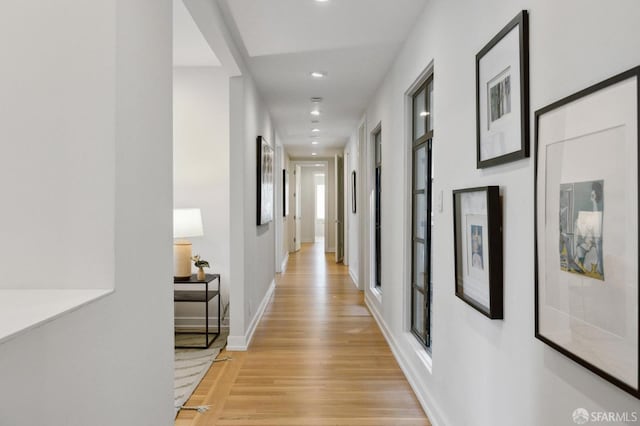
[174,330,228,415]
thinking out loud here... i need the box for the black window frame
[373,126,382,289]
[410,74,433,348]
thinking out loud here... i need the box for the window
[374,127,382,289]
[411,74,433,348]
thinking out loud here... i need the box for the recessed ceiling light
[312,141,319,145]
[310,71,327,79]
[311,110,321,116]
[312,153,317,156]
[315,164,322,166]
[312,128,320,132]
[315,0,329,3]
[310,97,323,103]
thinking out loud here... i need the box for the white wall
[275,141,293,273]
[300,167,317,243]
[0,0,115,290]
[345,132,360,288]
[358,1,640,425]
[0,1,174,424]
[184,0,276,349]
[280,152,291,265]
[173,66,230,326]
[326,158,337,252]
[228,73,276,347]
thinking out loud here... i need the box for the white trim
[275,144,283,273]
[326,247,336,253]
[348,268,359,289]
[404,61,434,96]
[226,278,275,351]
[365,296,445,426]
[370,286,382,304]
[357,115,367,298]
[280,252,289,273]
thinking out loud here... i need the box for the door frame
[290,160,329,251]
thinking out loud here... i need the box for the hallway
[176,243,430,425]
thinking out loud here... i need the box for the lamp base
[174,240,192,279]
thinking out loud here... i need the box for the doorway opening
[315,175,326,243]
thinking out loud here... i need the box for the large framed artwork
[535,66,640,398]
[256,136,274,226]
[351,171,357,214]
[476,10,529,168]
[453,186,503,319]
[283,169,289,217]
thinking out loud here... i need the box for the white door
[294,165,302,251]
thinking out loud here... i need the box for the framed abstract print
[453,186,503,319]
[351,171,357,214]
[257,136,274,226]
[283,169,289,218]
[476,10,529,168]
[535,67,640,398]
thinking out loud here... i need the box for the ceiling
[173,0,221,67]
[222,0,428,157]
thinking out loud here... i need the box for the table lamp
[173,208,204,280]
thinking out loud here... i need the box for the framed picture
[283,169,289,217]
[535,66,640,398]
[351,171,357,214]
[476,10,529,168]
[256,136,274,226]
[453,186,503,319]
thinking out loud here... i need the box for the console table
[174,273,220,349]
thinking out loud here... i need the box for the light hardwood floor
[175,242,430,426]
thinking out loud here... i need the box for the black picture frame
[476,10,529,168]
[256,136,274,226]
[351,171,357,214]
[283,169,288,217]
[535,66,640,399]
[452,186,503,319]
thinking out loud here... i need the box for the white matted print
[453,186,502,319]
[535,69,639,396]
[464,214,489,303]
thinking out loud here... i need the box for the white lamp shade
[173,208,204,238]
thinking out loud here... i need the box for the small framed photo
[453,186,503,319]
[476,10,529,168]
[351,171,357,214]
[535,67,640,399]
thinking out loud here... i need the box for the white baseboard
[227,278,275,351]
[280,252,289,272]
[348,268,359,289]
[364,295,445,426]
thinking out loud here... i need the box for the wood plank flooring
[175,243,430,426]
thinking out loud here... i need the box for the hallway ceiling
[220,0,428,157]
